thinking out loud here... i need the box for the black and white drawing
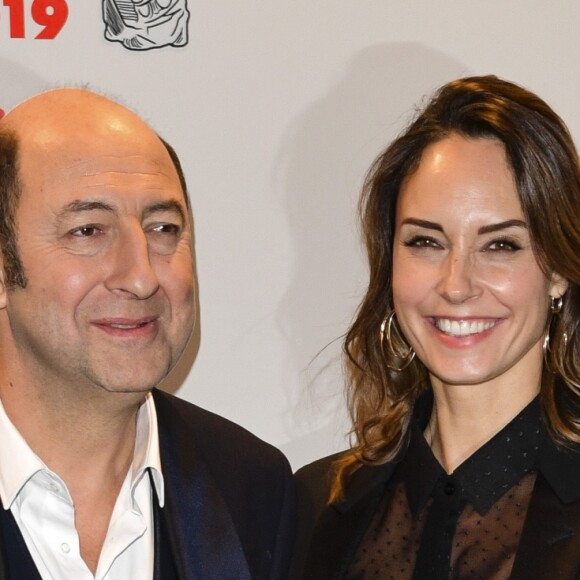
[103,0,189,50]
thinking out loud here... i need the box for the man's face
[2,113,195,396]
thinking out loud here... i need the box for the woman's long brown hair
[331,75,580,502]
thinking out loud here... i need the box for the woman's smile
[432,317,498,337]
[392,134,566,389]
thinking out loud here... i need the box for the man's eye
[151,223,181,235]
[70,225,101,237]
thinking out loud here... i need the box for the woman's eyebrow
[400,217,527,235]
[477,219,527,235]
[400,218,443,231]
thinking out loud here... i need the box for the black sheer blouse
[347,398,543,580]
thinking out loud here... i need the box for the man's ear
[0,259,7,310]
[549,273,569,301]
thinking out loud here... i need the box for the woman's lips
[433,318,498,337]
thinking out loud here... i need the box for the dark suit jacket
[290,438,580,580]
[152,389,296,580]
[0,389,296,580]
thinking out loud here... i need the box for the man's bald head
[0,88,188,288]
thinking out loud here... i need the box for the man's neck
[0,373,147,575]
[0,381,143,478]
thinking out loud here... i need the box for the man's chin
[87,368,170,396]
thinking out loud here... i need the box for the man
[0,89,294,579]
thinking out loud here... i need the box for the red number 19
[32,0,68,39]
[2,0,68,39]
[2,0,25,38]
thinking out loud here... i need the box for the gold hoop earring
[543,295,567,374]
[380,311,415,371]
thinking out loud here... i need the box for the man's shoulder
[152,390,296,580]
[152,388,289,476]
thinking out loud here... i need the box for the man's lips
[431,317,500,337]
[91,317,159,337]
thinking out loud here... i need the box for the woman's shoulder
[290,453,346,579]
[539,436,580,504]
[295,452,342,492]
[294,452,345,524]
[294,450,399,512]
[291,452,398,579]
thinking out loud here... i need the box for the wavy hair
[331,75,580,501]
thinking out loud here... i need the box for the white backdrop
[1,1,579,470]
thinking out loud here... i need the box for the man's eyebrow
[478,219,527,235]
[56,199,186,222]
[142,200,186,223]
[400,218,443,232]
[58,200,116,217]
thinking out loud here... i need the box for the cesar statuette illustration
[103,0,189,50]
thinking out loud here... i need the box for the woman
[292,76,580,580]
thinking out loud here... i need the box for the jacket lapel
[0,510,9,580]
[511,440,580,580]
[303,462,396,580]
[510,474,580,579]
[154,390,251,580]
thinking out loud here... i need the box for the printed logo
[103,0,189,50]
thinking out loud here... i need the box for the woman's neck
[426,371,541,473]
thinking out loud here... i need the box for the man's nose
[435,251,481,304]
[104,225,160,299]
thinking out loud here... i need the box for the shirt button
[60,543,70,554]
[444,481,455,495]
[48,482,60,493]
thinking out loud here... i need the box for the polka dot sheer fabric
[347,398,542,580]
[348,473,537,579]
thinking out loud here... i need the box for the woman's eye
[485,238,522,252]
[403,235,441,249]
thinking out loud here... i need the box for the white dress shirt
[0,393,164,580]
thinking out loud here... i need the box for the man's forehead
[2,88,187,207]
[21,149,181,194]
[17,134,178,188]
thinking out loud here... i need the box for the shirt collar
[0,392,164,509]
[0,396,45,508]
[399,395,542,517]
[133,393,164,507]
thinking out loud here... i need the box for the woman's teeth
[435,319,496,337]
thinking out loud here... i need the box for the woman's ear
[549,273,569,300]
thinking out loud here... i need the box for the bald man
[0,90,294,580]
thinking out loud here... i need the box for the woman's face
[392,134,567,391]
